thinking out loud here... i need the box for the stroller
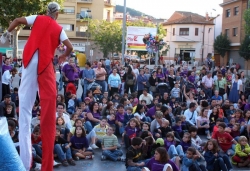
[87,82,103,102]
[157,82,171,95]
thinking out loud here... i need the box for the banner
[126,26,157,51]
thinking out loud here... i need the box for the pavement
[11,70,250,171]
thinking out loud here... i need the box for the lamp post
[87,9,91,61]
[121,0,126,65]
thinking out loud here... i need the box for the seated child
[101,126,124,161]
[69,126,94,159]
[154,119,173,139]
[231,136,250,167]
[123,107,134,126]
[4,105,17,121]
[123,118,141,148]
[107,113,116,127]
[67,94,76,114]
[182,147,206,171]
[189,126,204,151]
[54,127,76,166]
[93,86,102,101]
[212,122,237,156]
[229,123,240,140]
[180,132,192,153]
[172,117,183,139]
[8,119,19,143]
[204,139,232,171]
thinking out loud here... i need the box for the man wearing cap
[1,2,73,171]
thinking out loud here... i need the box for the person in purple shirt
[188,71,195,83]
[2,58,13,74]
[146,104,162,120]
[62,57,78,82]
[69,126,93,159]
[85,102,101,133]
[124,118,141,148]
[156,68,165,83]
[144,147,179,171]
[115,104,125,134]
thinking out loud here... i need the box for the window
[179,28,189,35]
[226,9,230,17]
[60,24,74,31]
[225,29,229,37]
[173,28,175,36]
[234,7,239,15]
[233,28,238,36]
[248,0,250,9]
[63,7,75,14]
[195,28,199,36]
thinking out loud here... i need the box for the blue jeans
[168,145,184,159]
[203,88,212,98]
[102,150,123,161]
[83,82,90,99]
[33,144,42,157]
[106,65,111,74]
[126,159,150,171]
[84,121,99,133]
[95,80,107,93]
[213,155,232,171]
[54,143,72,161]
[59,74,63,91]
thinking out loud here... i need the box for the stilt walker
[0,2,73,171]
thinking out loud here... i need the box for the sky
[115,0,224,19]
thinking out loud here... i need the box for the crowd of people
[1,54,250,171]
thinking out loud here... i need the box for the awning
[0,47,12,54]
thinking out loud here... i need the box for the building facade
[7,0,115,60]
[162,11,215,64]
[220,0,250,68]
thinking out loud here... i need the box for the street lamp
[121,0,126,65]
[87,9,91,61]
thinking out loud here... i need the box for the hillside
[115,5,154,18]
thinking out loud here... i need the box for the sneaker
[207,135,211,140]
[34,163,41,171]
[120,157,126,162]
[85,155,94,159]
[53,160,61,167]
[101,155,107,161]
[62,160,69,167]
[68,159,76,166]
[74,156,79,161]
[91,144,99,149]
[87,146,93,150]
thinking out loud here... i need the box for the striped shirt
[102,134,118,148]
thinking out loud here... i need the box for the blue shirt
[105,59,111,66]
[108,74,121,88]
[81,68,96,84]
[137,74,148,91]
[211,95,222,101]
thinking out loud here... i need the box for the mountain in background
[115,5,154,18]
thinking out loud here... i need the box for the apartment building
[162,11,215,64]
[9,0,115,60]
[219,0,249,68]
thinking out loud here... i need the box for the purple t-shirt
[86,112,101,122]
[157,73,165,79]
[115,112,124,122]
[2,64,13,74]
[125,126,140,137]
[146,157,179,171]
[108,119,115,125]
[70,136,89,149]
[62,64,76,81]
[172,125,182,134]
[180,141,191,152]
[234,117,245,124]
[188,75,195,83]
[146,106,156,118]
[164,139,175,151]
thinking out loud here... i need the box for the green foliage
[115,5,152,17]
[239,35,250,61]
[213,33,231,58]
[0,0,64,29]
[244,9,250,36]
[88,20,122,57]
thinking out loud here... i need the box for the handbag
[217,80,225,95]
[126,74,134,86]
[150,86,156,92]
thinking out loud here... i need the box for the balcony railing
[77,0,92,3]
[76,13,92,20]
[76,31,90,37]
[104,0,115,6]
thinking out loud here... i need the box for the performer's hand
[58,54,67,64]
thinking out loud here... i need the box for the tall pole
[155,23,159,66]
[121,0,126,65]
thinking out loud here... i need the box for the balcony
[76,31,90,37]
[104,0,115,7]
[77,0,92,3]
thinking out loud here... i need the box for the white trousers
[19,51,39,171]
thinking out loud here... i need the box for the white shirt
[132,68,139,78]
[2,70,12,85]
[56,112,72,129]
[232,79,242,90]
[139,93,153,105]
[202,75,213,88]
[184,109,198,126]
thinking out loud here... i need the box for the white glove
[0,30,10,44]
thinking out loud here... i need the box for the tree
[88,20,122,57]
[244,9,250,35]
[0,0,64,58]
[239,36,250,73]
[213,33,231,64]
